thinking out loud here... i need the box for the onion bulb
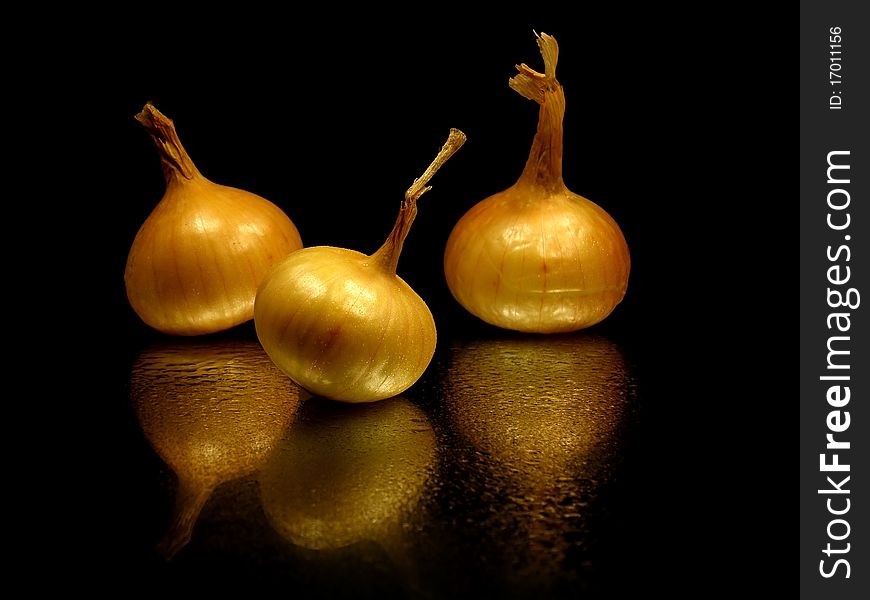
[444,33,630,333]
[255,129,466,403]
[125,103,303,336]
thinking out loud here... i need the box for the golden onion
[444,33,630,333]
[125,103,303,335]
[255,129,465,403]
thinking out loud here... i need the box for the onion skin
[255,247,437,403]
[444,187,629,333]
[125,103,303,336]
[444,33,630,333]
[255,129,465,403]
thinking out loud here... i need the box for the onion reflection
[131,339,304,558]
[443,333,631,580]
[258,397,436,552]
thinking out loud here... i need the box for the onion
[125,103,303,335]
[255,129,466,402]
[444,33,630,333]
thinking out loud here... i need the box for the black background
[63,8,791,596]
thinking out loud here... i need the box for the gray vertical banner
[800,1,868,598]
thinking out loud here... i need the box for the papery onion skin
[444,33,630,333]
[255,129,465,403]
[125,103,303,336]
[444,187,629,333]
[255,247,436,403]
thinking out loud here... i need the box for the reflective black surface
[109,327,651,597]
